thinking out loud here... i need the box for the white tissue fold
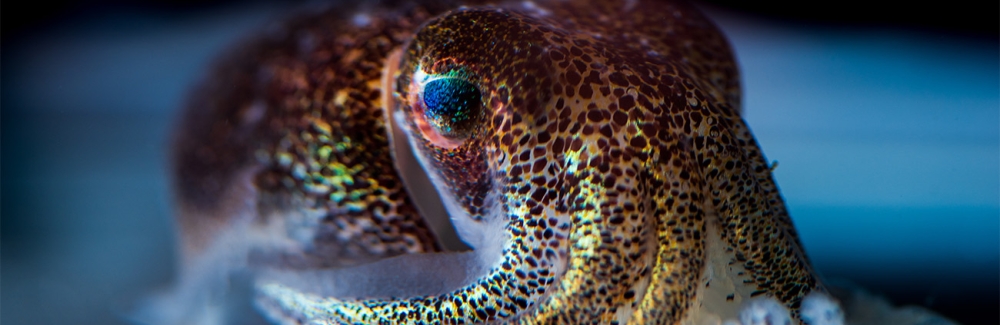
[256,251,490,300]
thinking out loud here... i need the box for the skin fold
[170,0,825,324]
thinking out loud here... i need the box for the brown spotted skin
[173,0,823,324]
[172,2,452,268]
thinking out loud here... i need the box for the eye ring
[421,77,481,137]
[407,69,483,148]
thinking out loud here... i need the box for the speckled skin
[172,0,824,324]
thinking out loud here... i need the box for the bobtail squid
[158,0,844,324]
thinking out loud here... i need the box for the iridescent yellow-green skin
[172,0,824,324]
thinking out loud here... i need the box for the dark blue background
[3,1,997,324]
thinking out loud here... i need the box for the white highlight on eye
[412,65,431,85]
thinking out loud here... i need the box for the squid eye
[421,78,481,139]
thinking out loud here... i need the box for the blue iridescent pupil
[422,78,480,136]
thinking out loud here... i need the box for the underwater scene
[3,1,996,324]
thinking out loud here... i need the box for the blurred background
[2,0,997,324]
